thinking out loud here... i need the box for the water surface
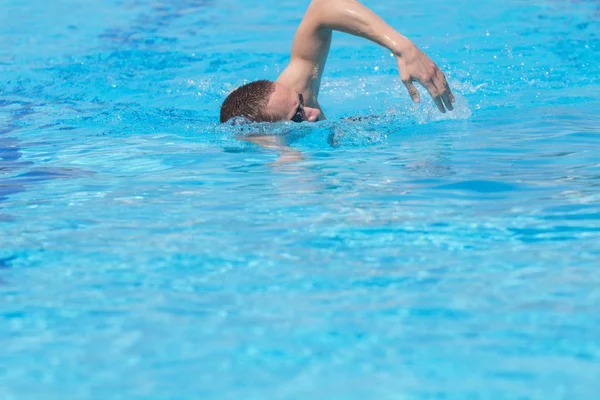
[1,0,600,398]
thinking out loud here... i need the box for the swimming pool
[1,0,599,398]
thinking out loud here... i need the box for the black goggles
[290,93,307,123]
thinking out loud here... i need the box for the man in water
[220,0,454,124]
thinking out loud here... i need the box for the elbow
[310,0,347,13]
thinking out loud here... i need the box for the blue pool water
[1,0,600,398]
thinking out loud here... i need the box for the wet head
[220,80,320,123]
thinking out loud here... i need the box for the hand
[396,44,455,113]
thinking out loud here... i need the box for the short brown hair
[220,80,276,123]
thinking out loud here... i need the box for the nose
[305,107,321,122]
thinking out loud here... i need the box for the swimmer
[220,0,455,124]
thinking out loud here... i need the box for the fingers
[434,70,454,111]
[436,80,453,112]
[421,79,443,113]
[402,63,455,112]
[429,88,446,113]
[403,80,421,103]
[441,92,453,111]
[425,70,455,113]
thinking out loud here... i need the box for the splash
[410,93,472,125]
[208,91,472,150]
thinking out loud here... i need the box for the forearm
[307,0,413,56]
[236,135,304,165]
[281,0,454,113]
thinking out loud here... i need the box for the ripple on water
[1,0,600,398]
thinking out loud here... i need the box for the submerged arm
[236,135,304,165]
[277,0,454,113]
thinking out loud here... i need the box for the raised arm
[277,0,455,114]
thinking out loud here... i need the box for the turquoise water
[1,0,600,398]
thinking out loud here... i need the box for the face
[265,82,321,123]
